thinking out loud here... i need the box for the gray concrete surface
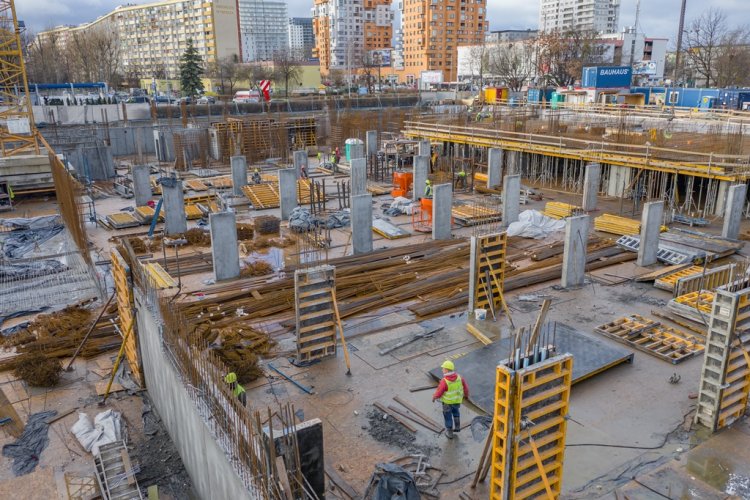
[582,162,601,212]
[132,165,152,207]
[293,150,308,179]
[413,156,429,202]
[351,194,373,254]
[637,201,664,266]
[366,130,378,156]
[722,184,747,239]
[487,148,502,188]
[349,143,364,161]
[230,156,248,196]
[418,140,431,157]
[432,183,452,240]
[162,179,187,235]
[134,292,255,500]
[350,158,367,196]
[502,174,521,226]
[562,214,590,288]
[209,212,240,281]
[278,168,298,220]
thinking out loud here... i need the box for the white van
[232,90,260,103]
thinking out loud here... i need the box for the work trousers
[442,403,460,430]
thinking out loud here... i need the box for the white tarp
[507,210,566,239]
[71,410,123,456]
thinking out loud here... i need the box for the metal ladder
[94,441,143,500]
[615,235,690,265]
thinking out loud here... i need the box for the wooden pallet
[184,179,209,192]
[595,314,704,364]
[133,205,163,224]
[543,202,580,219]
[106,212,140,229]
[207,175,233,189]
[185,204,203,220]
[242,184,280,209]
[294,266,337,362]
[654,266,703,292]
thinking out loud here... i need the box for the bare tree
[683,8,750,87]
[535,29,607,87]
[207,56,241,96]
[465,43,489,87]
[487,41,536,91]
[25,29,71,83]
[272,49,302,97]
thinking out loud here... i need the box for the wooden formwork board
[111,249,143,387]
[469,232,508,314]
[696,289,750,431]
[242,184,280,209]
[207,176,232,189]
[294,266,337,362]
[184,204,203,220]
[595,314,704,364]
[184,179,208,192]
[654,266,703,292]
[490,355,573,500]
[451,205,502,227]
[106,212,140,229]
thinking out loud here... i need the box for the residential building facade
[539,0,620,34]
[312,0,394,73]
[34,0,241,79]
[238,0,289,62]
[397,0,488,82]
[485,29,537,43]
[289,18,316,60]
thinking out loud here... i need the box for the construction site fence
[126,242,283,498]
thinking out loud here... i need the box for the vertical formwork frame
[469,232,508,313]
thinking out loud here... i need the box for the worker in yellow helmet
[432,360,470,439]
[224,372,247,407]
[424,179,433,199]
[252,167,262,184]
[455,167,467,190]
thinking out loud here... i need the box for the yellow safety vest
[234,383,246,397]
[441,375,464,404]
[424,185,432,197]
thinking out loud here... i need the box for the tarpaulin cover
[364,462,421,500]
[1,410,57,476]
[0,260,68,280]
[2,216,65,259]
[289,207,350,232]
[71,410,123,456]
[507,209,566,239]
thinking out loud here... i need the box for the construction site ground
[2,157,750,498]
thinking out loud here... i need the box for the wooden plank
[466,323,492,345]
[387,405,442,433]
[373,402,417,433]
[325,464,360,499]
[635,263,691,282]
[392,395,444,430]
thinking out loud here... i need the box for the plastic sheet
[0,260,68,280]
[289,207,350,232]
[507,209,566,239]
[1,410,57,476]
[364,462,421,500]
[2,223,65,258]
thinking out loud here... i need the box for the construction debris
[13,352,62,387]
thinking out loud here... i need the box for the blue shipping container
[582,66,632,89]
[664,88,720,108]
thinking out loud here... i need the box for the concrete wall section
[278,169,298,220]
[582,163,601,212]
[418,140,431,157]
[487,148,502,188]
[293,151,308,178]
[134,293,255,500]
[132,165,152,207]
[209,212,240,281]
[413,156,429,202]
[366,130,378,156]
[351,194,373,254]
[607,165,632,197]
[231,156,248,196]
[502,174,521,226]
[722,184,747,239]
[432,183,453,240]
[562,215,590,288]
[162,179,187,235]
[637,201,664,267]
[350,158,367,196]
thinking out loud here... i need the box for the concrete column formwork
[487,148,503,189]
[432,183,452,240]
[293,150,308,179]
[582,163,601,212]
[350,158,367,196]
[366,130,378,156]
[502,174,521,226]
[209,212,240,281]
[132,165,152,207]
[351,194,373,254]
[413,156,429,202]
[637,201,664,267]
[162,178,187,236]
[278,169,298,220]
[561,215,590,288]
[722,184,747,240]
[230,156,248,196]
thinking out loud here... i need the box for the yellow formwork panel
[674,291,715,313]
[111,248,143,387]
[143,262,177,289]
[491,354,573,500]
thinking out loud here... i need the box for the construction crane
[0,0,39,156]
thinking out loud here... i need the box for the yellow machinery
[0,0,39,156]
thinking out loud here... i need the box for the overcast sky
[18,0,750,45]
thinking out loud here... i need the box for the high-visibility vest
[441,375,464,404]
[424,185,432,197]
[458,170,467,178]
[234,383,246,397]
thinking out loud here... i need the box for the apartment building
[289,18,316,60]
[539,0,620,34]
[312,0,394,73]
[35,0,241,79]
[238,0,289,62]
[486,29,538,43]
[398,0,488,82]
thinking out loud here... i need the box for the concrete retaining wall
[134,291,257,500]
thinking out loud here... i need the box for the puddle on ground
[687,449,750,497]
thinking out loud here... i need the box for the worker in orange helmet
[432,360,470,439]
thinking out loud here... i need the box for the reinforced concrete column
[418,140,431,157]
[714,181,730,216]
[209,211,240,281]
[637,200,664,267]
[230,155,248,196]
[432,183,452,240]
[351,194,373,254]
[562,215,590,288]
[582,162,601,212]
[278,168,298,220]
[722,184,747,239]
[293,150,307,179]
[502,174,521,226]
[413,155,429,202]
[162,178,187,236]
[132,165,152,207]
[487,148,503,189]
[350,158,367,196]
[366,130,378,156]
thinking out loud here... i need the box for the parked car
[196,95,215,104]
[126,95,150,103]
[154,95,173,104]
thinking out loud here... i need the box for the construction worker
[424,179,433,199]
[224,372,247,407]
[317,151,322,164]
[455,168,467,190]
[252,168,262,184]
[432,360,470,439]
[334,147,341,165]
